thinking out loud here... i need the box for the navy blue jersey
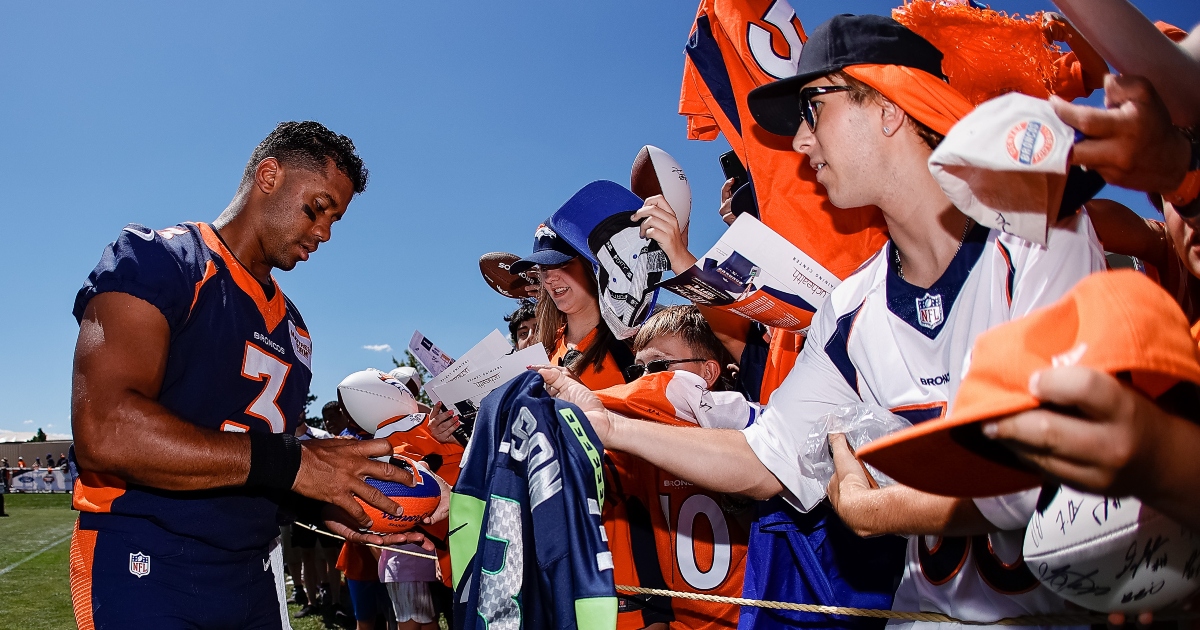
[72,222,313,552]
[449,371,617,630]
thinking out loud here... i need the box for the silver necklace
[894,217,973,281]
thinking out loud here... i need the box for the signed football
[1023,485,1200,612]
[479,251,538,299]
[355,472,441,534]
[336,369,420,435]
[630,145,692,231]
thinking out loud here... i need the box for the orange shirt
[758,329,805,404]
[680,0,889,307]
[597,377,751,630]
[550,328,627,391]
[336,542,377,582]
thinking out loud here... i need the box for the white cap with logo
[928,92,1076,247]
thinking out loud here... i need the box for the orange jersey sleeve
[680,0,889,318]
[382,415,464,486]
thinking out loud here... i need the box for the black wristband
[246,432,303,491]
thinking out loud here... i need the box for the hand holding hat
[1051,74,1193,197]
[980,364,1198,504]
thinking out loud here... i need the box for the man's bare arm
[1084,199,1168,270]
[72,292,255,489]
[826,435,994,537]
[72,292,423,538]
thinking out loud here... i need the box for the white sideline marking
[0,533,73,577]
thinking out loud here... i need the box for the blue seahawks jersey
[72,222,313,552]
[449,371,617,630]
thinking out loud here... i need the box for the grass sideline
[0,493,444,630]
[0,493,78,630]
[0,493,340,630]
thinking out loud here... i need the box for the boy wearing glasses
[595,305,755,630]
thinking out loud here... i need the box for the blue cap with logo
[508,219,581,275]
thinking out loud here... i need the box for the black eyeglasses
[799,85,852,133]
[624,358,707,381]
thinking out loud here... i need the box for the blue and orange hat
[508,219,581,275]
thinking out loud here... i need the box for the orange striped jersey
[597,372,758,629]
[71,222,312,552]
[680,0,889,297]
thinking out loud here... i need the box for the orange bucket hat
[857,270,1200,497]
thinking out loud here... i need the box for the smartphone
[719,150,749,197]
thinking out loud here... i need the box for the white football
[1023,485,1200,612]
[336,369,420,435]
[630,145,692,232]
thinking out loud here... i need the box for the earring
[883,126,891,134]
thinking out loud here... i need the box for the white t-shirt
[743,214,1106,628]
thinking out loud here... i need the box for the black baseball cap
[748,14,947,137]
[508,219,581,274]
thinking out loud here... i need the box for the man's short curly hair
[243,121,369,194]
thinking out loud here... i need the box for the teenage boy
[543,15,1106,628]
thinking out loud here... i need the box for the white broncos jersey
[743,213,1106,629]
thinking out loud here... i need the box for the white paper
[429,343,549,409]
[408,330,455,378]
[424,329,513,400]
[658,214,839,331]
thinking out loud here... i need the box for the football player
[70,122,431,629]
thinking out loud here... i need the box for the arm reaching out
[537,366,782,499]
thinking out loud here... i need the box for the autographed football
[630,145,692,231]
[355,472,441,534]
[1023,485,1200,612]
[479,251,538,299]
[336,369,420,435]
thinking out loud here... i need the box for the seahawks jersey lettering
[450,372,616,630]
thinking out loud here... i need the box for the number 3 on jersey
[239,342,291,433]
[661,493,732,590]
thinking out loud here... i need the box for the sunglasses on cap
[799,85,852,133]
[624,358,707,381]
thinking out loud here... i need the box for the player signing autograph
[69,122,442,629]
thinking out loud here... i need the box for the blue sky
[0,1,1193,437]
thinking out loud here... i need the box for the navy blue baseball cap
[508,219,581,274]
[747,14,947,137]
[548,180,646,266]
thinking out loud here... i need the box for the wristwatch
[1165,126,1200,216]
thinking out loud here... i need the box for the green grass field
[0,493,439,630]
[0,493,78,630]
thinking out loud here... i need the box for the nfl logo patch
[916,293,944,329]
[129,552,151,578]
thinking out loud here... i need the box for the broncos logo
[533,224,557,240]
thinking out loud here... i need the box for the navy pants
[71,515,283,630]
